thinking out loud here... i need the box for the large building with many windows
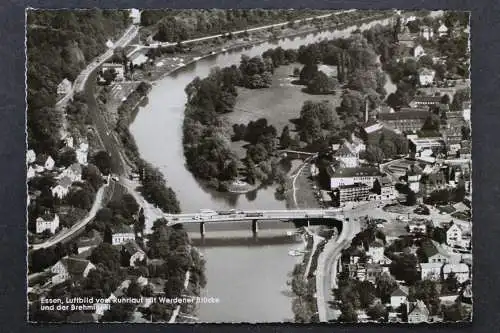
[335,183,371,203]
[378,111,430,133]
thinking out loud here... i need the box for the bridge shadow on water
[191,234,300,247]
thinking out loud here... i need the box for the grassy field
[226,64,342,134]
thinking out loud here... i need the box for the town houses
[36,212,60,234]
[50,257,96,285]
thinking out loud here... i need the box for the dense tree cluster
[27,10,131,156]
[239,55,274,88]
[299,100,341,144]
[141,9,327,42]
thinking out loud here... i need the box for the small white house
[101,63,125,81]
[366,240,385,264]
[419,68,436,86]
[27,166,36,180]
[438,23,449,37]
[37,155,55,171]
[442,263,470,283]
[390,285,409,308]
[36,213,60,234]
[26,149,36,164]
[111,225,135,245]
[51,257,95,285]
[130,53,149,67]
[51,176,72,199]
[129,9,141,25]
[462,101,471,122]
[420,262,443,281]
[57,78,73,95]
[413,45,425,58]
[446,223,463,247]
[76,142,89,165]
[58,163,82,182]
[420,26,434,40]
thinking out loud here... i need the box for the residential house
[130,52,149,67]
[109,224,135,246]
[36,154,55,171]
[408,219,427,234]
[76,142,89,165]
[365,263,384,284]
[407,300,430,323]
[27,166,36,180]
[418,68,436,86]
[420,26,434,40]
[378,111,430,134]
[26,149,36,164]
[51,256,96,285]
[63,135,74,148]
[113,280,132,298]
[101,63,125,81]
[438,23,449,37]
[327,166,381,190]
[421,240,451,264]
[420,262,443,281]
[409,96,443,109]
[121,240,146,267]
[57,78,72,95]
[367,240,385,263]
[137,275,148,287]
[446,223,463,247]
[442,263,470,283]
[51,176,72,199]
[412,44,425,58]
[346,263,367,281]
[390,285,409,309]
[57,163,82,182]
[77,230,103,254]
[36,212,60,234]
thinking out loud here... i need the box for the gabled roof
[409,300,430,317]
[110,224,134,234]
[421,240,450,258]
[400,107,430,113]
[329,166,381,179]
[68,163,82,174]
[60,257,94,277]
[77,230,103,248]
[370,239,385,248]
[56,176,72,188]
[379,111,429,121]
[411,95,443,104]
[391,285,409,297]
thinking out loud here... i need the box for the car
[111,175,119,182]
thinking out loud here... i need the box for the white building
[442,263,470,283]
[57,78,72,95]
[366,240,385,264]
[129,9,141,25]
[130,53,149,67]
[390,285,409,309]
[418,68,436,86]
[76,142,89,165]
[63,135,74,149]
[111,225,135,245]
[36,155,55,171]
[446,224,463,247]
[420,262,443,281]
[51,176,72,199]
[462,101,471,123]
[420,26,434,40]
[58,163,82,182]
[51,257,95,285]
[36,213,60,234]
[413,44,425,58]
[27,166,36,180]
[26,149,36,164]
[122,241,146,266]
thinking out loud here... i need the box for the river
[130,16,396,323]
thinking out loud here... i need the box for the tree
[443,272,460,294]
[375,273,398,303]
[126,281,142,298]
[461,125,471,140]
[357,280,377,308]
[224,160,238,180]
[406,190,417,206]
[367,303,387,321]
[410,279,441,315]
[89,243,121,272]
[364,145,385,164]
[299,63,318,84]
[92,151,112,175]
[372,178,382,195]
[57,149,77,167]
[338,303,358,322]
[307,71,337,94]
[101,303,134,322]
[441,94,451,105]
[280,125,291,148]
[390,253,419,285]
[82,164,104,190]
[431,227,447,244]
[443,301,469,322]
[65,187,94,210]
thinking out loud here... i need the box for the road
[127,10,357,56]
[32,183,111,250]
[316,214,360,322]
[290,155,317,208]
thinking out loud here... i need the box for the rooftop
[60,257,93,277]
[379,111,430,121]
[110,224,134,234]
[328,166,381,178]
[391,285,409,297]
[411,96,443,104]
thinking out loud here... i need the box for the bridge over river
[163,209,347,236]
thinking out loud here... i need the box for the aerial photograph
[26,8,471,323]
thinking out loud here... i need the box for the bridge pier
[252,220,259,236]
[199,222,205,237]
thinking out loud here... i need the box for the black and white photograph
[26,8,471,323]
